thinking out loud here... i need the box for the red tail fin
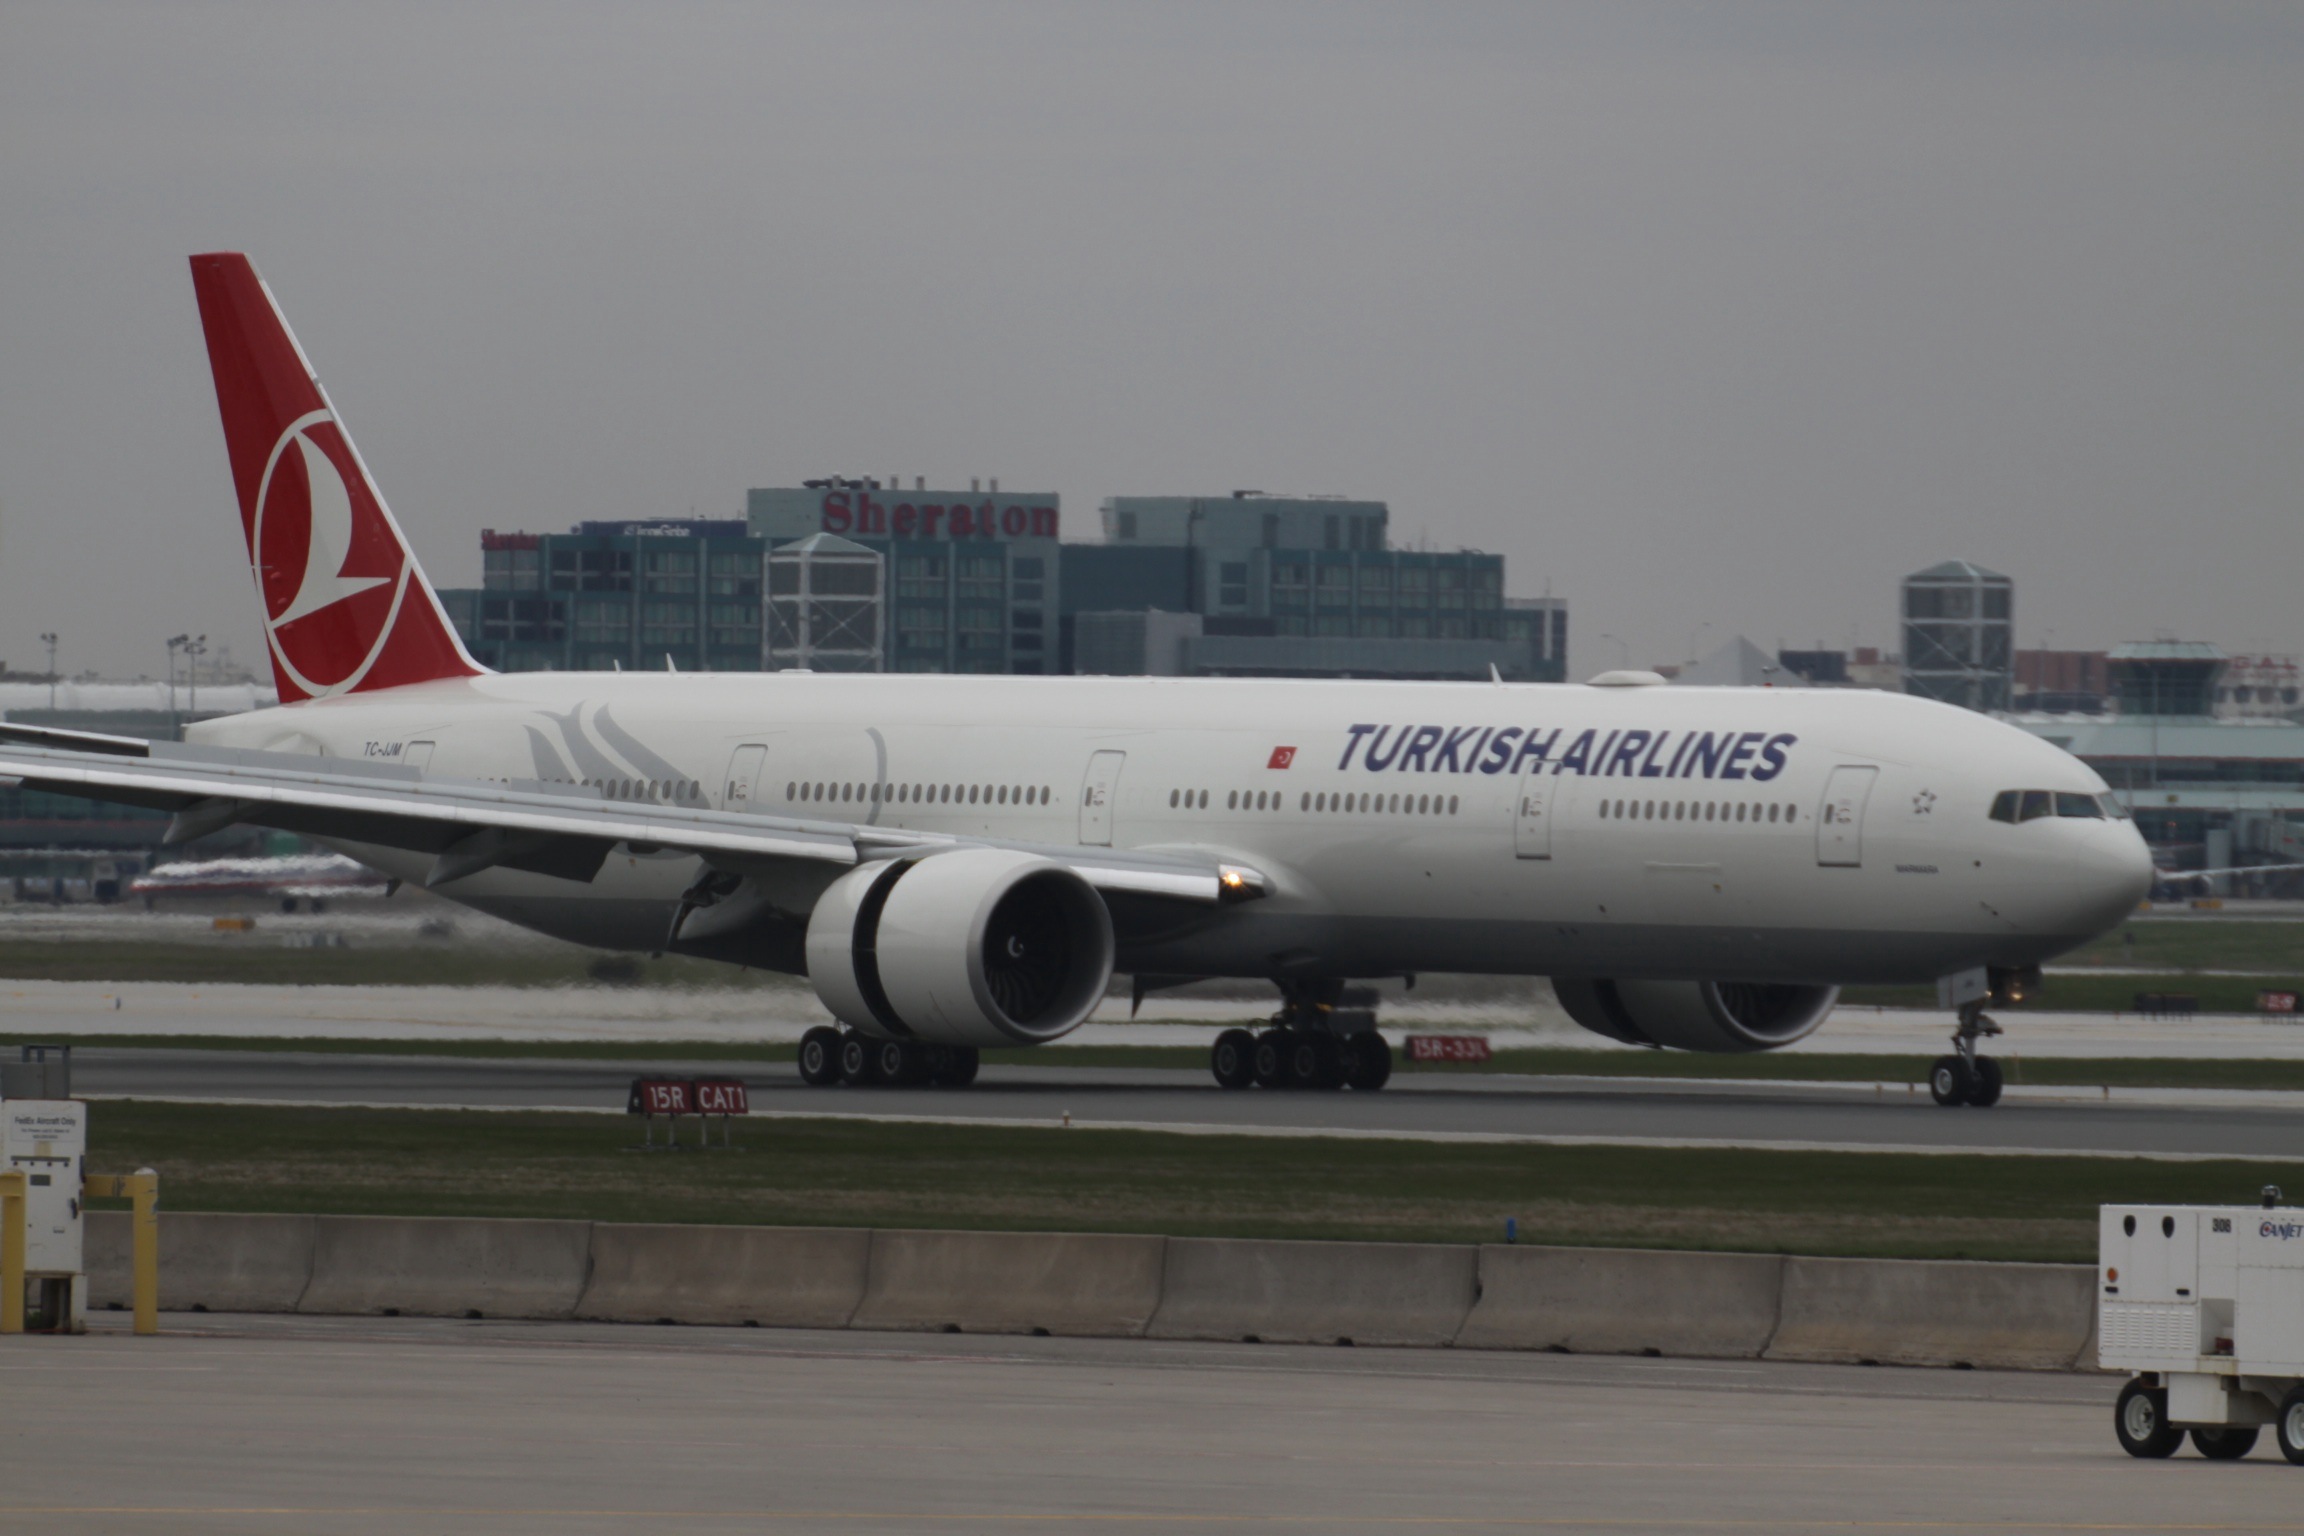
[190,253,483,702]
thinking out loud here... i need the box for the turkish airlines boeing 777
[0,255,2154,1107]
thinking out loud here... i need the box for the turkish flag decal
[1268,746,1297,770]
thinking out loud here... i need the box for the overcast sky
[4,2,2300,682]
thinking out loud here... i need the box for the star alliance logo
[1913,789,1938,815]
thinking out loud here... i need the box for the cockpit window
[2055,792,2104,819]
[1990,791,2019,824]
[2019,790,2054,822]
[1995,788,2112,823]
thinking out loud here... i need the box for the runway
[4,1312,2296,1534]
[69,1045,2304,1160]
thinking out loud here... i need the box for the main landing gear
[796,1026,979,1089]
[1929,1000,2004,1108]
[1208,982,1393,1092]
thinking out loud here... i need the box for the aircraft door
[721,743,770,811]
[1816,765,1878,867]
[1079,750,1125,847]
[401,741,434,774]
[1513,760,1553,859]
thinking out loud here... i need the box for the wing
[0,731,1267,905]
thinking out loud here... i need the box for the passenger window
[2056,792,2104,819]
[2019,790,2053,822]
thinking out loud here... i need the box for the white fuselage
[189,670,2153,986]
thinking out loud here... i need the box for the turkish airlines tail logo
[190,253,484,702]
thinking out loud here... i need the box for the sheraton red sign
[820,491,1058,542]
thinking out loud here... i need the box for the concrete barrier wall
[1766,1257,2096,1370]
[74,1211,2100,1371]
[85,1211,317,1314]
[1149,1237,1477,1347]
[579,1223,869,1328]
[851,1229,1166,1337]
[1457,1245,1784,1359]
[298,1216,594,1320]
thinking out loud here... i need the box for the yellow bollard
[0,1167,23,1336]
[83,1169,161,1335]
[128,1169,158,1337]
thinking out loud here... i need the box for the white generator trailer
[2101,1197,2304,1462]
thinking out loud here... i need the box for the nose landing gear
[1930,1000,2004,1107]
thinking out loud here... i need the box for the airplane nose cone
[2071,823,2156,935]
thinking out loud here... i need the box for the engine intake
[805,847,1115,1047]
[1552,978,1837,1053]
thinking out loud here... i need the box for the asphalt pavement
[6,1312,2298,1534]
[67,1045,2304,1160]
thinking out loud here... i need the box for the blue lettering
[1339,723,1378,770]
[1751,732,1796,783]
[1435,725,1480,773]
[1480,727,1524,774]
[1554,728,1598,777]
[1665,733,1695,778]
[1637,731,1673,779]
[1719,731,1763,780]
[1514,727,1560,774]
[1399,725,1442,772]
[1364,725,1405,772]
[1684,732,1727,779]
[1605,730,1649,776]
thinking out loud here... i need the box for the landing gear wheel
[1307,1033,1347,1091]
[2277,1386,2304,1465]
[1210,1029,1256,1089]
[1929,1055,1973,1108]
[2114,1379,2184,1459]
[1967,1056,2004,1108]
[1344,1032,1393,1091]
[838,1032,880,1086]
[2190,1426,2259,1460]
[1252,1029,1291,1089]
[798,1026,841,1087]
[929,1045,980,1088]
[874,1038,923,1085]
[1283,1032,1326,1089]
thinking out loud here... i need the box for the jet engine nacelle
[1552,978,1837,1053]
[804,847,1116,1048]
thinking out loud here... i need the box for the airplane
[0,253,2155,1107]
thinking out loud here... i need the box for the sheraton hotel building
[440,483,1567,684]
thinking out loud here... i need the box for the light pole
[165,635,189,738]
[1598,632,1630,671]
[39,633,56,711]
[186,635,206,720]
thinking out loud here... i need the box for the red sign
[1405,1034,1492,1064]
[693,1079,750,1115]
[1267,746,1297,770]
[628,1079,695,1116]
[821,491,1058,542]
[2262,992,2299,1014]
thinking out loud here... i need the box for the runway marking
[75,1093,2304,1163]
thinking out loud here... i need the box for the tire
[1210,1029,1256,1089]
[838,1033,878,1086]
[2277,1386,2304,1465]
[1967,1056,2004,1108]
[942,1046,980,1087]
[1307,1033,1347,1091]
[2190,1425,2259,1460]
[798,1026,841,1087]
[1252,1029,1291,1089]
[1345,1032,1393,1091]
[1929,1055,1973,1107]
[874,1038,921,1085]
[1284,1033,1326,1089]
[2115,1378,2184,1459]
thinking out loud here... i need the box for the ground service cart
[2100,1197,2304,1462]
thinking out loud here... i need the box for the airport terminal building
[439,484,1566,682]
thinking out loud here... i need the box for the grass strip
[83,1099,2302,1264]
